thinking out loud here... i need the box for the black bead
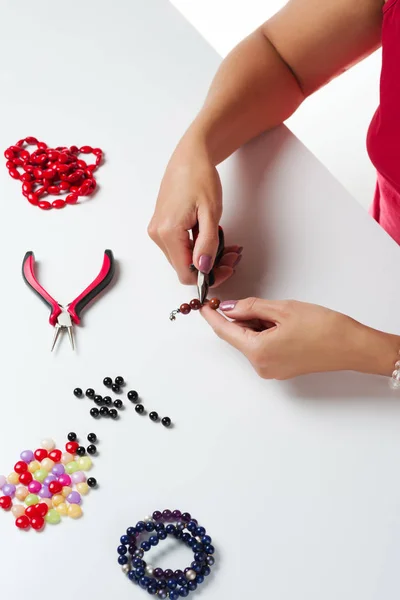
[94,395,104,406]
[161,417,171,428]
[109,408,118,419]
[111,383,120,394]
[149,411,159,422]
[73,388,82,398]
[114,399,123,409]
[87,433,97,443]
[115,376,125,386]
[103,377,112,388]
[99,406,109,417]
[103,396,112,406]
[90,407,100,418]
[127,390,139,402]
[76,446,86,456]
[87,444,97,455]
[86,388,95,398]
[67,432,77,441]
[135,404,144,414]
[87,477,97,488]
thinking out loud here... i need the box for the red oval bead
[65,441,79,454]
[5,160,14,169]
[93,148,103,156]
[19,472,33,485]
[86,164,96,172]
[0,496,12,510]
[47,185,60,195]
[43,168,55,180]
[4,148,14,160]
[19,150,30,161]
[30,516,44,531]
[8,168,20,179]
[79,145,93,153]
[52,199,65,209]
[69,186,79,193]
[57,163,70,174]
[11,145,23,153]
[48,481,62,495]
[33,168,43,180]
[25,505,40,519]
[58,153,69,164]
[34,449,48,461]
[49,449,62,462]
[36,503,49,517]
[67,170,83,183]
[179,303,191,315]
[14,461,28,474]
[78,182,91,196]
[38,201,52,210]
[24,164,35,173]
[59,181,70,191]
[26,193,39,206]
[66,193,78,205]
[37,142,47,150]
[13,157,24,166]
[77,159,87,169]
[70,145,79,154]
[25,136,38,145]
[22,182,33,194]
[37,154,48,165]
[16,139,25,147]
[15,515,30,529]
[35,187,47,198]
[21,172,33,183]
[95,155,102,166]
[46,150,59,161]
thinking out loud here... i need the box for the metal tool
[22,249,115,351]
[196,226,225,303]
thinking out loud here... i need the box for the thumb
[193,208,220,274]
[219,297,283,323]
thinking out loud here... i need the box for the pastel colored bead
[42,498,53,509]
[67,504,83,519]
[61,453,74,465]
[45,509,61,524]
[71,471,86,484]
[2,484,16,497]
[52,494,64,507]
[41,438,55,451]
[7,472,19,485]
[76,482,89,496]
[28,481,42,494]
[62,486,72,498]
[55,502,68,516]
[0,475,6,489]
[77,456,92,471]
[65,461,79,474]
[58,474,71,487]
[14,461,28,474]
[34,469,48,483]
[38,486,52,499]
[15,486,29,501]
[20,450,34,463]
[44,475,56,486]
[41,458,55,472]
[66,491,81,505]
[52,464,65,477]
[12,505,25,518]
[28,461,41,473]
[25,494,39,506]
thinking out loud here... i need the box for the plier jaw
[197,271,209,305]
[51,309,75,352]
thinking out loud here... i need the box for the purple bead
[152,510,162,521]
[175,570,184,579]
[28,481,42,494]
[162,509,172,521]
[44,475,56,486]
[154,568,163,579]
[71,471,85,484]
[164,570,173,579]
[67,491,81,504]
[39,486,52,499]
[52,464,65,477]
[0,475,6,489]
[172,510,182,520]
[181,513,191,523]
[2,484,16,497]
[20,450,34,463]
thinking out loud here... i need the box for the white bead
[389,378,400,390]
[122,564,130,574]
[186,569,196,581]
[144,515,154,523]
[41,438,55,451]
[393,370,400,381]
[145,565,154,577]
[395,360,400,368]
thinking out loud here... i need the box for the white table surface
[1,1,400,598]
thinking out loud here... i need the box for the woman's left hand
[201,298,399,380]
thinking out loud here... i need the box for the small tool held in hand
[196,226,225,304]
[22,249,115,351]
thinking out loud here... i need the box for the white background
[170,0,382,209]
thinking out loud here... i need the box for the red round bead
[49,449,62,462]
[34,448,48,461]
[0,496,12,510]
[14,461,28,474]
[19,472,33,485]
[179,303,191,315]
[38,201,52,210]
[189,299,201,310]
[36,503,49,517]
[30,516,44,531]
[66,441,79,454]
[66,193,78,205]
[26,193,39,206]
[80,145,93,153]
[8,168,20,179]
[15,515,30,529]
[209,297,221,310]
[25,136,38,145]
[52,199,65,209]
[25,505,40,519]
[48,481,62,495]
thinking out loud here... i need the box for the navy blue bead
[169,592,179,600]
[179,588,189,598]
[127,527,136,536]
[193,543,204,553]
[187,521,197,532]
[166,524,176,534]
[147,586,157,595]
[141,541,151,552]
[145,521,155,532]
[155,522,165,532]
[167,578,177,589]
[136,521,145,532]
[133,558,144,568]
[118,544,128,555]
[158,580,167,588]
[201,535,211,545]
[157,530,167,540]
[187,537,196,548]
[120,534,130,545]
[177,576,187,587]
[136,567,145,578]
[205,544,214,555]
[191,562,202,574]
[194,552,206,563]
[118,555,128,565]
[175,531,183,540]
[149,535,159,546]
[187,582,197,592]
[196,575,204,585]
[202,566,211,576]
[128,544,136,554]
[196,526,206,537]
[128,570,136,581]
[139,576,151,589]
[181,532,190,543]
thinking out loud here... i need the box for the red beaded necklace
[4,137,103,210]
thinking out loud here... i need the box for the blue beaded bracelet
[117,510,215,598]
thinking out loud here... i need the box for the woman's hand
[201,298,399,379]
[148,133,242,286]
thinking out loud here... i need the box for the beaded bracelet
[169,298,220,321]
[390,354,400,389]
[117,510,215,598]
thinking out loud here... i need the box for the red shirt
[367,0,400,243]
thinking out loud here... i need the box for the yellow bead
[62,486,72,498]
[33,468,48,483]
[68,504,83,519]
[41,458,55,471]
[52,494,64,507]
[77,456,92,471]
[76,482,89,496]
[11,505,25,518]
[56,502,68,516]
[28,460,40,473]
[65,461,79,474]
[42,498,53,509]
[61,453,74,465]
[15,486,28,501]
[7,472,19,485]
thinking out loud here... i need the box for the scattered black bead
[94,395,104,406]
[111,383,120,394]
[87,433,97,443]
[127,390,139,402]
[76,446,86,456]
[114,399,123,409]
[135,404,145,414]
[103,377,112,387]
[67,432,77,441]
[73,388,83,398]
[87,444,97,455]
[87,477,97,488]
[86,388,95,398]
[100,406,109,417]
[161,417,171,428]
[115,376,125,386]
[90,407,100,418]
[149,411,159,422]
[109,408,118,419]
[103,396,112,406]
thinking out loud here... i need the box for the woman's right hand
[148,133,242,285]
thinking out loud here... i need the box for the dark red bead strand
[170,297,220,320]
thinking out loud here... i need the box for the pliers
[22,249,115,351]
[197,226,225,303]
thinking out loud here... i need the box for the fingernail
[199,254,213,274]
[238,246,244,254]
[220,300,237,311]
[233,254,242,268]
